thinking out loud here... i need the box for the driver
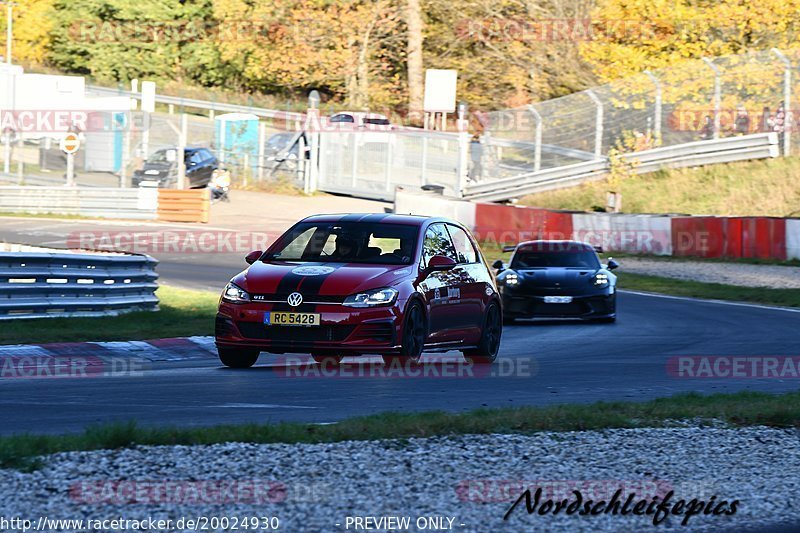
[331,234,360,261]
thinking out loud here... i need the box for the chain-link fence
[317,129,465,200]
[0,104,304,189]
[482,49,800,179]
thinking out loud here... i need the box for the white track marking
[620,289,800,314]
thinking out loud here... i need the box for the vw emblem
[287,292,303,307]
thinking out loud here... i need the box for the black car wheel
[382,302,425,366]
[218,347,260,368]
[464,302,502,364]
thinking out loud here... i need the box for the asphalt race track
[2,291,800,435]
[1,217,799,435]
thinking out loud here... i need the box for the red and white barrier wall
[395,190,800,260]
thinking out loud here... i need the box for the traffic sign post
[60,132,80,187]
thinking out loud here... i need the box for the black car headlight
[343,287,398,307]
[504,272,520,287]
[221,282,251,303]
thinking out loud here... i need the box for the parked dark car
[494,240,619,323]
[132,147,218,189]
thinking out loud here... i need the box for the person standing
[734,106,750,135]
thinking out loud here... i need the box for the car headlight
[343,287,398,307]
[504,272,519,287]
[593,273,609,286]
[221,282,250,303]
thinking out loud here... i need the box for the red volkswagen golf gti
[215,214,502,368]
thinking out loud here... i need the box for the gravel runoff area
[2,427,798,532]
[618,257,800,289]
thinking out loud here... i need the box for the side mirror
[245,250,263,265]
[492,259,504,271]
[607,258,619,270]
[426,255,457,272]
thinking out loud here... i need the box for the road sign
[60,132,80,155]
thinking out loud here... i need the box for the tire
[218,347,260,368]
[312,353,344,366]
[382,301,426,366]
[463,302,502,364]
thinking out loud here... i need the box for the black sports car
[493,240,619,323]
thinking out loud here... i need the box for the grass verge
[2,390,799,471]
[620,273,800,308]
[518,155,800,217]
[0,286,218,345]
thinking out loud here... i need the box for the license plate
[264,312,320,326]
[544,296,573,304]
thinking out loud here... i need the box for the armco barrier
[0,243,158,320]
[394,190,797,261]
[787,219,800,260]
[394,187,476,229]
[0,186,158,219]
[473,203,573,244]
[671,217,787,260]
[464,133,779,202]
[157,189,210,223]
[572,214,672,256]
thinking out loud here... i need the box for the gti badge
[287,292,303,307]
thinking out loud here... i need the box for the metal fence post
[527,105,542,172]
[586,90,603,157]
[702,58,721,139]
[257,121,266,181]
[771,48,792,156]
[456,130,469,197]
[644,70,662,144]
[177,113,187,190]
[420,135,429,186]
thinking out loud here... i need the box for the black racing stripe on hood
[272,263,342,312]
[359,213,391,224]
[337,214,367,223]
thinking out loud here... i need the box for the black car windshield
[265,222,418,265]
[512,245,600,269]
[146,150,175,164]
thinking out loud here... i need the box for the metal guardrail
[463,133,779,201]
[0,244,159,320]
[0,186,158,219]
[87,85,305,123]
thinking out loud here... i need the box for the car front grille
[251,293,344,304]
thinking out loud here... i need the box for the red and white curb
[0,336,217,363]
[0,336,466,368]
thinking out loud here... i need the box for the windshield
[512,245,600,269]
[364,117,390,126]
[146,150,175,164]
[265,221,418,265]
